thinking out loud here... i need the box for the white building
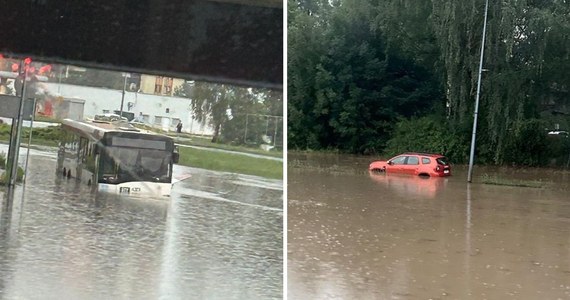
[41,82,214,135]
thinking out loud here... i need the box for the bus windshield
[99,146,172,184]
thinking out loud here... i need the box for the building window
[154,76,163,94]
[164,77,173,94]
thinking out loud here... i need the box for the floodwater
[288,153,570,300]
[0,144,283,299]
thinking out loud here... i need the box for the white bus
[57,116,179,197]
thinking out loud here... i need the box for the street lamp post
[467,0,490,183]
[119,73,130,118]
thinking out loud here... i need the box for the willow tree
[431,0,570,164]
[174,82,238,143]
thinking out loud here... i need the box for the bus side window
[80,137,88,163]
[85,140,97,173]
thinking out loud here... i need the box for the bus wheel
[62,168,67,177]
[67,170,71,178]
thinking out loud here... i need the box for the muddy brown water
[1,145,283,299]
[288,153,570,300]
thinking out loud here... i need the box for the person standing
[176,122,183,133]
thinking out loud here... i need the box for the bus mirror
[173,151,180,164]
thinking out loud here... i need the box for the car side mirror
[387,161,393,165]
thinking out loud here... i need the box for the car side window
[422,157,431,164]
[407,156,419,165]
[391,156,406,165]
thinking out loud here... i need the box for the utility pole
[58,66,63,94]
[24,98,37,184]
[6,60,28,187]
[244,114,249,144]
[273,116,278,146]
[467,0,489,183]
[119,73,130,119]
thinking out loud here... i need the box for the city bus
[57,115,179,197]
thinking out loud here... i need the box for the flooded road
[0,145,283,299]
[288,153,570,300]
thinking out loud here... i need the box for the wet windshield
[100,146,171,183]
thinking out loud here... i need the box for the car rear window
[436,157,449,165]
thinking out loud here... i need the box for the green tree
[187,82,231,143]
[176,82,283,145]
[289,0,570,167]
[432,0,570,165]
[288,0,442,153]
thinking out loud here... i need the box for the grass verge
[0,151,24,184]
[480,173,552,188]
[0,124,61,147]
[178,146,282,180]
[132,123,283,158]
[174,135,283,158]
[0,124,283,179]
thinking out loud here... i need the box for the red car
[369,153,451,177]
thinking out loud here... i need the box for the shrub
[500,119,550,166]
[384,115,469,163]
[0,151,5,169]
[0,166,25,184]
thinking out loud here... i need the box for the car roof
[401,152,445,157]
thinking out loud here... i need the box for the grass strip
[1,124,283,179]
[174,137,283,158]
[132,123,283,158]
[178,146,282,179]
[480,174,551,188]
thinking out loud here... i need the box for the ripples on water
[288,153,570,300]
[1,149,283,299]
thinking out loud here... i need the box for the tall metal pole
[24,98,37,184]
[273,116,278,146]
[58,66,63,94]
[244,114,249,143]
[119,74,127,118]
[8,60,28,187]
[467,0,489,183]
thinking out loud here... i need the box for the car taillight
[436,165,440,171]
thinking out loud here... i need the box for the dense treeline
[288,0,570,166]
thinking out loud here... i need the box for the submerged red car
[369,153,451,177]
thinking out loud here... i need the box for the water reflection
[1,148,282,299]
[369,171,447,199]
[289,154,570,299]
